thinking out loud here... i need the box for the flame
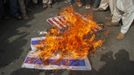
[36,6,103,62]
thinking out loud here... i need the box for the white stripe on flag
[48,18,62,29]
[58,16,66,27]
[52,17,62,29]
[53,17,64,28]
[55,17,65,28]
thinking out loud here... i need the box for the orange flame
[36,6,103,61]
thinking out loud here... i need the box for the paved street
[0,1,134,75]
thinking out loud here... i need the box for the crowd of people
[0,0,134,40]
[0,0,101,20]
[0,0,39,20]
[64,0,101,9]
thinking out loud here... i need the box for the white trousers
[112,0,134,34]
[121,12,134,34]
[98,0,116,15]
[43,0,52,4]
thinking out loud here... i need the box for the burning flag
[36,6,103,63]
[22,6,104,70]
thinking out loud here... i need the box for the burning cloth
[22,37,91,70]
[22,6,103,70]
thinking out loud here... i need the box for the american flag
[47,16,102,32]
[47,16,67,29]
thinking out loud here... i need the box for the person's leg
[108,0,122,26]
[32,0,38,4]
[76,0,82,7]
[47,0,52,7]
[71,0,75,4]
[111,7,122,23]
[0,0,4,18]
[64,0,71,3]
[9,0,19,16]
[93,0,101,8]
[42,0,48,8]
[109,0,116,15]
[98,0,109,10]
[48,0,52,5]
[42,0,52,8]
[121,13,134,34]
[116,0,134,40]
[104,6,122,26]
[18,0,30,20]
[85,0,92,4]
[84,0,91,9]
[117,12,134,40]
[18,0,26,16]
[105,0,121,26]
[67,0,71,2]
[68,0,74,4]
[43,0,49,4]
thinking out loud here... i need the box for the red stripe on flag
[62,16,66,21]
[57,17,67,27]
[47,19,59,28]
[55,17,65,27]
[52,18,63,28]
[58,17,66,25]
[47,19,55,25]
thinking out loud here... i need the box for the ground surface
[0,1,134,75]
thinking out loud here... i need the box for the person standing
[18,0,30,20]
[110,0,134,40]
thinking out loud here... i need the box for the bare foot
[116,32,125,40]
[105,21,119,27]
